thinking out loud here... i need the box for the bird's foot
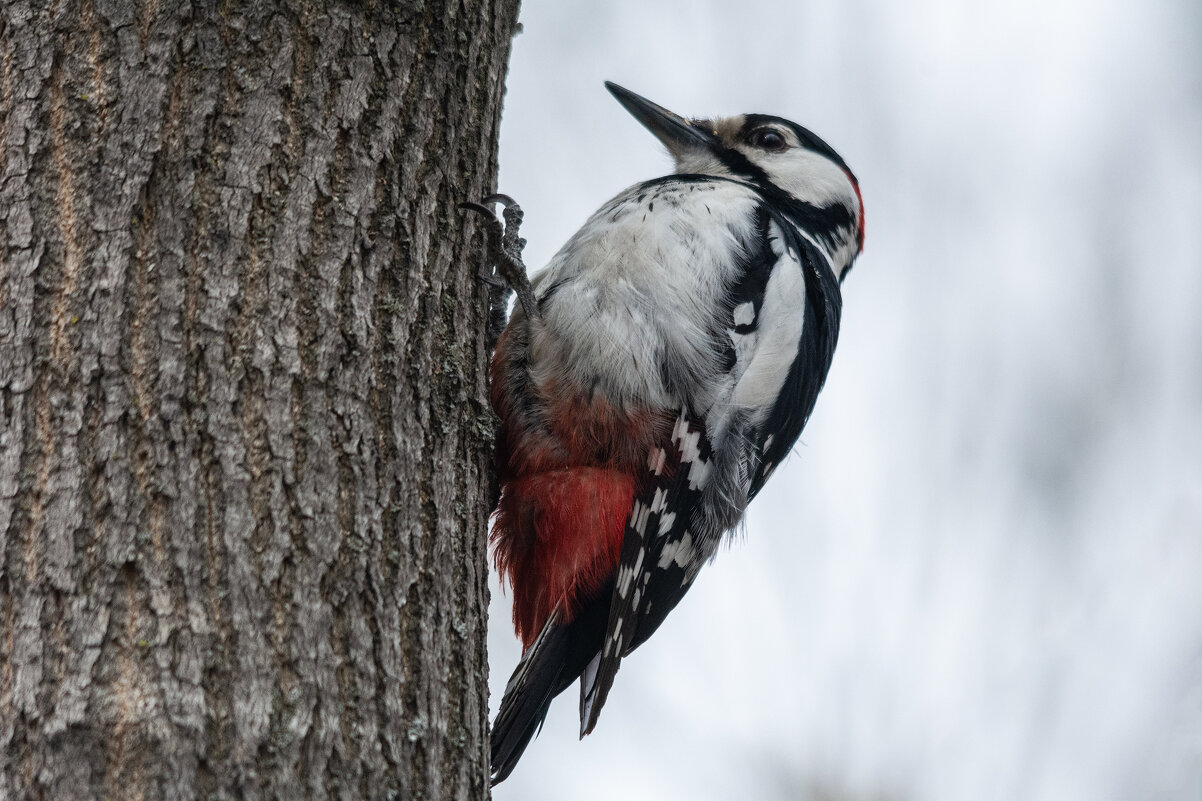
[461,194,538,349]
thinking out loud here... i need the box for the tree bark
[0,1,519,799]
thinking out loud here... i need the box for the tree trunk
[0,1,519,799]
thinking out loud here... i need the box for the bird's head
[606,82,865,272]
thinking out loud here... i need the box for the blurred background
[486,1,1202,799]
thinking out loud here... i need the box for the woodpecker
[468,82,865,785]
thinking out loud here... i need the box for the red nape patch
[844,167,866,252]
[493,468,633,648]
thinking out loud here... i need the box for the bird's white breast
[528,179,761,409]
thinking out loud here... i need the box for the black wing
[580,410,713,734]
[580,204,844,734]
[748,208,843,498]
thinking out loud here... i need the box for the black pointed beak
[605,82,717,156]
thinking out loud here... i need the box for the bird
[465,82,865,785]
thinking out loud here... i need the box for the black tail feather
[490,613,572,785]
[490,589,612,785]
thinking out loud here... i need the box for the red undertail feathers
[490,340,669,647]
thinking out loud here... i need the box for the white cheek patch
[736,144,855,211]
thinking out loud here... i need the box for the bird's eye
[749,128,787,151]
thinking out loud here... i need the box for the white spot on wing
[687,458,712,491]
[649,447,668,475]
[730,228,807,413]
[675,424,704,464]
[733,302,755,326]
[631,501,650,537]
[657,530,695,570]
[581,653,600,699]
[650,487,668,514]
[670,415,715,490]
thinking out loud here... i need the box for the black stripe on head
[742,114,856,181]
[713,145,771,185]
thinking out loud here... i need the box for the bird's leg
[461,194,539,350]
[476,244,512,355]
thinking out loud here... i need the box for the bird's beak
[605,82,718,159]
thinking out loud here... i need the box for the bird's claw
[462,193,539,351]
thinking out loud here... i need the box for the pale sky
[487,2,1202,799]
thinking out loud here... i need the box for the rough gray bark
[0,1,520,799]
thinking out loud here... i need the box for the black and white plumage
[483,82,864,785]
